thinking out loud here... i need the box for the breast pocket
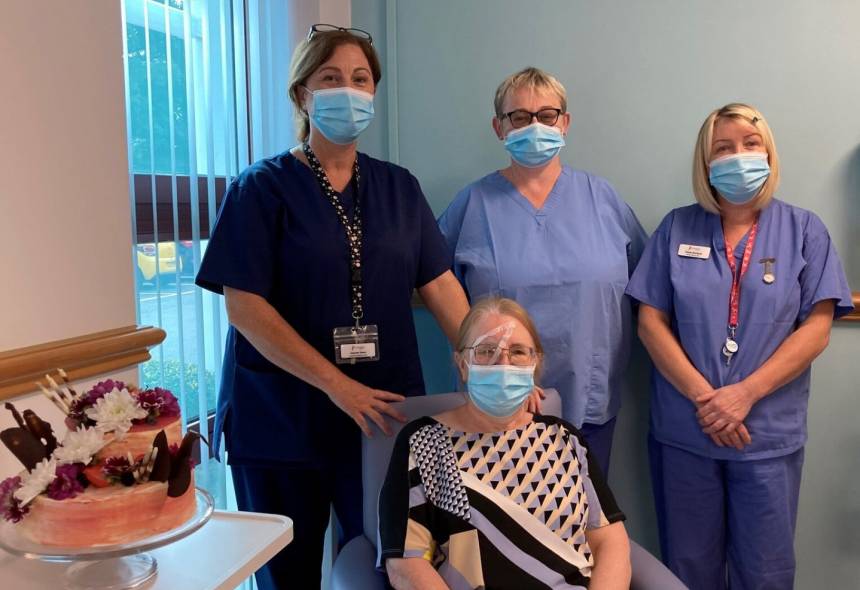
[745,266,801,325]
[671,255,726,324]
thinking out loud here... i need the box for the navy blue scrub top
[196,150,450,466]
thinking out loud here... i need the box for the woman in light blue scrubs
[438,67,647,475]
[626,103,853,589]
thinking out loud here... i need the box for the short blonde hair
[287,31,382,142]
[455,297,545,380]
[692,103,780,214]
[493,67,567,119]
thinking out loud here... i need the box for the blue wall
[355,1,860,586]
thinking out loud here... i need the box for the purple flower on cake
[134,388,180,424]
[0,476,29,522]
[45,463,85,500]
[67,380,127,427]
[53,426,107,465]
[85,388,147,439]
[14,458,58,506]
[102,456,137,486]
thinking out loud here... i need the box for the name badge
[333,324,380,364]
[678,244,711,259]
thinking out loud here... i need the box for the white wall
[352,0,860,586]
[0,4,137,476]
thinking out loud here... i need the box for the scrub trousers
[649,435,804,590]
[230,452,363,590]
[579,416,617,477]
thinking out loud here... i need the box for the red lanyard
[724,220,759,331]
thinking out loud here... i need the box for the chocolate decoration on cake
[167,432,199,497]
[149,430,171,482]
[22,410,57,455]
[5,402,26,429]
[0,428,47,471]
[1,403,50,470]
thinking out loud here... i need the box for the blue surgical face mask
[466,364,535,418]
[708,152,770,205]
[503,123,565,168]
[308,87,375,144]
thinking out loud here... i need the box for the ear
[454,352,469,383]
[492,117,504,141]
[297,85,312,113]
[559,112,571,136]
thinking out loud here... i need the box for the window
[121,0,249,510]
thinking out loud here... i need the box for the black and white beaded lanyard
[303,142,380,364]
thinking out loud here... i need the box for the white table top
[0,510,293,590]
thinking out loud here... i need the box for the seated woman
[377,297,631,589]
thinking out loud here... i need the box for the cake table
[0,506,294,589]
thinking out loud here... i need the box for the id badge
[333,324,380,364]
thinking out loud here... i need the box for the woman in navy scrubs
[626,103,853,589]
[196,25,468,589]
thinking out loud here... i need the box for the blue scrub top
[196,151,450,466]
[438,167,647,427]
[626,199,853,460]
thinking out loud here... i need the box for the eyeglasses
[308,23,373,45]
[502,108,563,129]
[465,343,537,366]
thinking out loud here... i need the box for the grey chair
[331,390,686,590]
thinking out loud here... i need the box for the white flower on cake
[53,426,107,465]
[84,387,147,439]
[14,458,58,506]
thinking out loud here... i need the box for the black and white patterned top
[378,415,625,589]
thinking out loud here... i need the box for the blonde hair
[493,67,567,119]
[692,103,780,214]
[455,297,545,379]
[287,31,382,142]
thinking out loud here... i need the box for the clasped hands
[693,381,757,450]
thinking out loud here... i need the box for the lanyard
[302,143,365,323]
[723,219,759,335]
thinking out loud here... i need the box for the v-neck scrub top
[625,199,853,460]
[196,150,451,466]
[438,167,647,427]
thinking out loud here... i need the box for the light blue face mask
[467,364,535,418]
[503,123,565,168]
[708,152,770,204]
[308,87,375,145]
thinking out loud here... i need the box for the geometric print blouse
[378,415,625,589]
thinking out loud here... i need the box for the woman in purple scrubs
[626,103,853,589]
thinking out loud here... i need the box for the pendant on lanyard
[722,219,759,366]
[303,143,380,364]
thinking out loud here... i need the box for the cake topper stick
[37,383,70,415]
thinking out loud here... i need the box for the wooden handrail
[0,326,166,400]
[840,292,860,322]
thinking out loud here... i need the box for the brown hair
[692,103,780,214]
[287,31,382,142]
[455,297,545,379]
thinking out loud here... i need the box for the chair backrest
[361,389,562,541]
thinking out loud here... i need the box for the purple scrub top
[626,199,853,460]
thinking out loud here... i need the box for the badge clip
[759,258,775,284]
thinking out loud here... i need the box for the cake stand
[0,487,214,590]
